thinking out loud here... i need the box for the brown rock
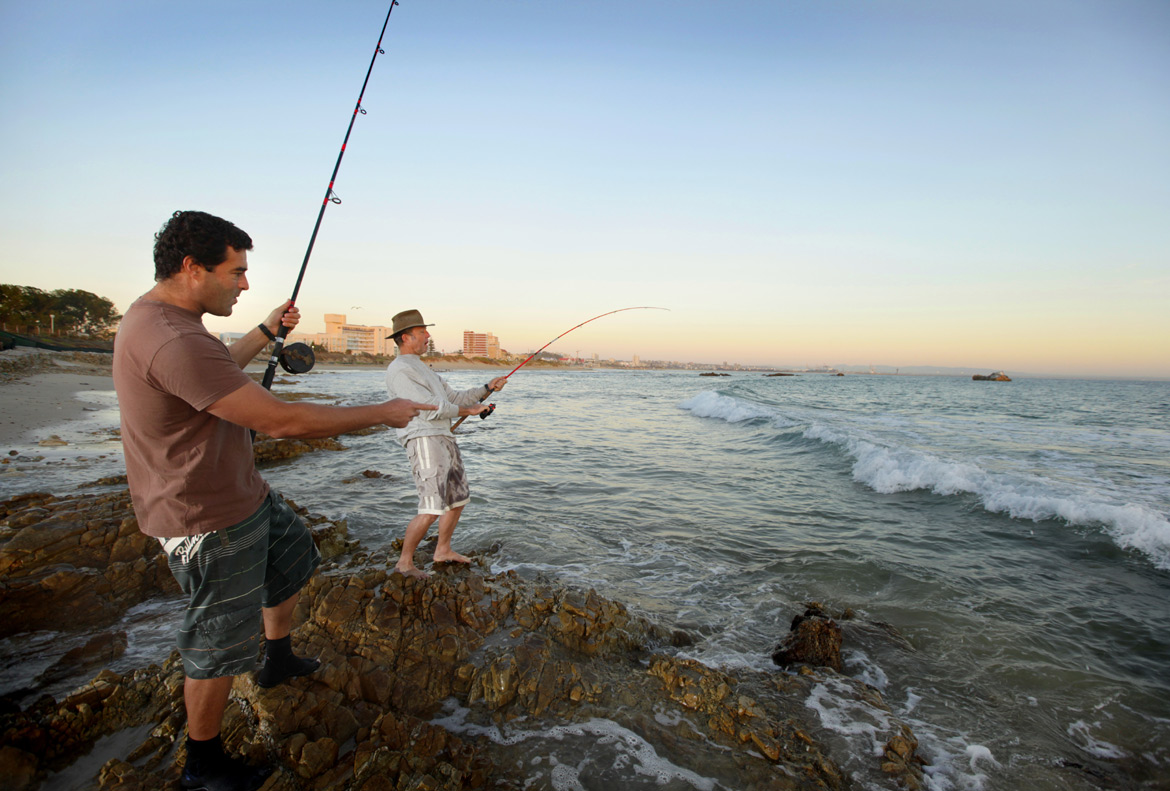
[0,745,38,791]
[881,724,927,789]
[252,435,346,464]
[3,492,925,791]
[771,604,844,672]
[296,736,339,778]
[36,631,128,686]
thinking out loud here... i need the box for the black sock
[256,635,318,687]
[186,734,225,772]
[264,634,293,663]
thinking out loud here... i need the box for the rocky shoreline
[0,468,927,791]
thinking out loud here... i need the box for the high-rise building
[462,330,501,359]
[288,314,396,355]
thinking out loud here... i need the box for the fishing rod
[261,0,401,390]
[451,306,670,430]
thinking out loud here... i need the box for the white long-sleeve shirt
[384,354,490,445]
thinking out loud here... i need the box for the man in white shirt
[384,309,507,578]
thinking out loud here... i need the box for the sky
[1,0,1167,377]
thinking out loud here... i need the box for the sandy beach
[0,350,116,447]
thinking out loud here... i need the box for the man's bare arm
[207,381,434,439]
[228,301,300,370]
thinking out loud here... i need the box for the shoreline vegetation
[0,348,931,789]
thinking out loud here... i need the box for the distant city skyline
[239,312,1159,379]
[1,1,1166,378]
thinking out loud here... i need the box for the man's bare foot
[394,562,429,579]
[433,550,471,565]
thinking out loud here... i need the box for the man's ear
[180,255,204,278]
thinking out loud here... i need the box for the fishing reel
[278,342,316,374]
[479,403,496,420]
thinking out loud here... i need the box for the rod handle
[451,381,495,431]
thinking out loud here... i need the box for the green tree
[0,284,121,336]
[50,289,121,335]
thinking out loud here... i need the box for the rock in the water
[252,435,347,464]
[771,603,844,672]
[36,631,128,686]
[0,745,38,791]
[882,724,927,789]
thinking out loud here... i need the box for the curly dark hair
[153,210,253,281]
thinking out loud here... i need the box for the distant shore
[248,358,514,373]
[0,349,116,447]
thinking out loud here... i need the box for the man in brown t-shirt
[114,210,433,791]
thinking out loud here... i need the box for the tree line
[0,284,121,337]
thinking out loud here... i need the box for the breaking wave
[680,389,1170,571]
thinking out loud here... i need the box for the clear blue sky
[1,0,1167,375]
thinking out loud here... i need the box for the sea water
[3,369,1168,790]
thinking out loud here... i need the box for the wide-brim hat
[387,308,433,339]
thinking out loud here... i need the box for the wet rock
[252,435,347,465]
[36,632,128,686]
[343,426,389,437]
[881,724,927,789]
[771,603,844,672]
[3,491,925,790]
[0,490,177,638]
[342,470,390,484]
[0,745,38,791]
[0,663,183,786]
[0,490,354,638]
[77,475,129,489]
[283,497,357,561]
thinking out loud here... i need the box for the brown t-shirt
[113,297,267,538]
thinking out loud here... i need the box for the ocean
[3,368,1168,790]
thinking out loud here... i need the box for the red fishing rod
[451,306,670,430]
[261,0,401,390]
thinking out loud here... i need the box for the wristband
[258,323,276,341]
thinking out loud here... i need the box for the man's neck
[145,280,203,316]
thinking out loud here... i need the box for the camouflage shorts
[405,435,470,515]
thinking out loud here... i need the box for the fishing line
[261,0,401,390]
[451,306,670,430]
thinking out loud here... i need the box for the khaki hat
[387,309,433,339]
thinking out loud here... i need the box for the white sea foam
[433,703,720,790]
[1067,720,1128,759]
[805,678,892,744]
[801,676,1001,790]
[678,391,789,425]
[964,745,1000,770]
[842,648,888,690]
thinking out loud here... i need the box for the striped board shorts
[405,434,470,515]
[158,489,321,680]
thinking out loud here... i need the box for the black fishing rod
[451,306,670,430]
[261,0,401,390]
